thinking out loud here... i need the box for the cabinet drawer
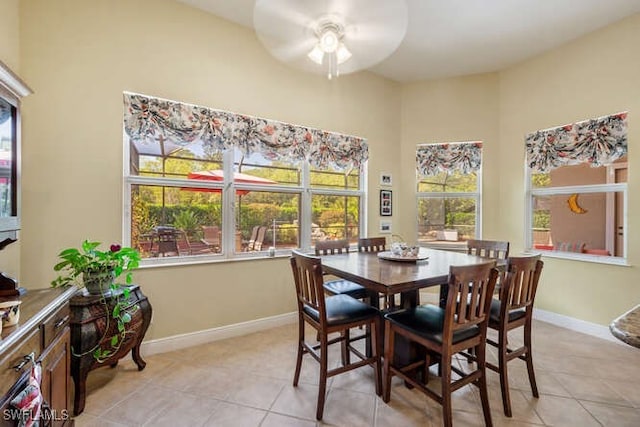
[0,327,40,396]
[42,304,70,350]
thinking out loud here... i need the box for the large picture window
[124,93,366,263]
[525,112,628,263]
[416,142,482,245]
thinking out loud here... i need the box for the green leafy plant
[51,240,142,362]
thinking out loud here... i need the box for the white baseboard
[135,308,621,358]
[140,311,298,356]
[533,308,622,344]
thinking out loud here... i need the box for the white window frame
[524,164,628,266]
[416,167,483,245]
[123,143,367,266]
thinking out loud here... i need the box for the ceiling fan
[253,0,408,79]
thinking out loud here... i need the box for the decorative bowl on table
[379,243,428,262]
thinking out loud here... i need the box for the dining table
[319,247,493,310]
[318,247,499,363]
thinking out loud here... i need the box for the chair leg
[476,343,493,427]
[293,320,305,387]
[524,322,539,398]
[440,355,453,427]
[317,333,329,421]
[340,329,351,366]
[383,320,394,403]
[372,317,382,396]
[498,331,512,417]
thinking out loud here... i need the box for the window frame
[524,165,629,266]
[124,145,367,266]
[416,165,483,245]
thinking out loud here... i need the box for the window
[416,142,482,245]
[525,112,628,263]
[123,93,366,263]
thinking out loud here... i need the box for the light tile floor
[74,313,640,426]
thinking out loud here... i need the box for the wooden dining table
[319,247,498,362]
[319,247,492,310]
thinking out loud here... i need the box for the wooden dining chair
[358,237,399,308]
[358,237,386,253]
[315,239,368,300]
[484,255,544,417]
[466,239,510,259]
[383,261,498,427]
[290,250,382,421]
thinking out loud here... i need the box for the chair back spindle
[446,261,498,332]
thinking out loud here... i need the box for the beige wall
[0,0,19,71]
[16,0,400,340]
[399,74,501,242]
[8,0,639,341]
[498,13,640,324]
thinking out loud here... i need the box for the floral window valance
[416,141,483,177]
[525,112,627,173]
[123,92,368,171]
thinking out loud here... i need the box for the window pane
[236,191,300,252]
[310,165,359,190]
[310,195,360,245]
[130,138,224,179]
[418,171,477,193]
[417,197,476,243]
[531,191,624,257]
[0,98,15,218]
[531,156,627,188]
[131,184,222,258]
[234,148,301,187]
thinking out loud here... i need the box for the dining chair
[466,239,510,259]
[358,237,386,253]
[290,250,382,420]
[315,239,368,300]
[484,255,544,417]
[383,261,498,427]
[358,237,398,308]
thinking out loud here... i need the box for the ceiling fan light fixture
[307,45,324,65]
[253,0,408,80]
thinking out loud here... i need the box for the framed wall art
[380,172,392,186]
[380,189,392,216]
[379,220,392,234]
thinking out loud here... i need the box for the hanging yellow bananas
[567,194,587,214]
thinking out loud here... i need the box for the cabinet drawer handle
[13,352,35,371]
[54,315,70,329]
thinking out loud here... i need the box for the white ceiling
[178,0,640,82]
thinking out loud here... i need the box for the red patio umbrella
[183,170,277,195]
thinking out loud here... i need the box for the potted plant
[51,240,142,361]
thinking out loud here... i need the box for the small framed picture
[380,190,392,216]
[380,172,392,186]
[379,220,392,234]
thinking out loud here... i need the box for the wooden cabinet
[40,327,71,427]
[70,285,152,416]
[0,287,76,427]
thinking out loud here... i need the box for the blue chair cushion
[303,294,379,326]
[323,279,368,299]
[385,304,479,345]
[489,298,526,324]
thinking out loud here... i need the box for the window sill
[138,251,289,269]
[526,249,630,266]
